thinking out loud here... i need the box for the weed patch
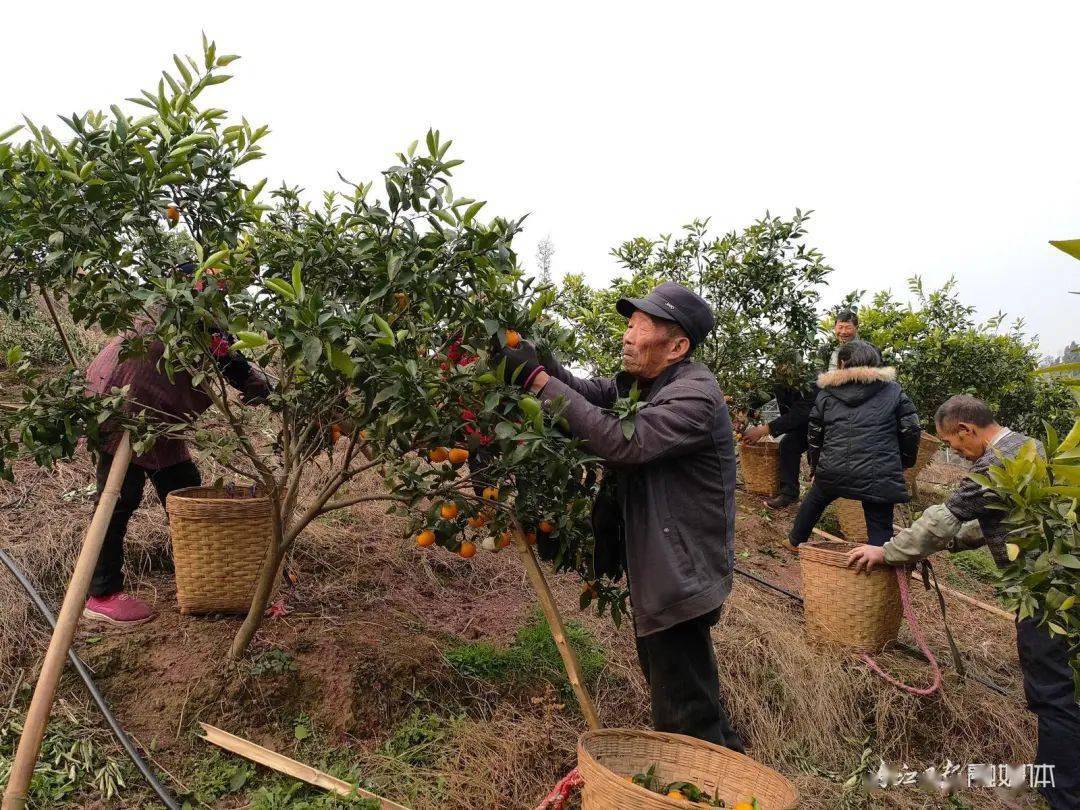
[444,611,605,698]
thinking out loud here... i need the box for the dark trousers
[777,429,808,499]
[789,482,894,546]
[90,452,200,597]
[1016,617,1080,809]
[635,608,745,752]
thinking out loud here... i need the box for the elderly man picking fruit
[847,395,1079,810]
[497,282,743,752]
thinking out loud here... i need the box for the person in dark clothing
[848,396,1080,810]
[741,362,817,509]
[744,310,860,509]
[788,339,921,547]
[497,282,743,752]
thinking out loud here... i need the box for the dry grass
[0,453,1049,809]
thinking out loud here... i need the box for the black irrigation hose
[0,548,181,810]
[732,565,1015,700]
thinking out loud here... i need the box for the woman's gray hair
[836,339,881,369]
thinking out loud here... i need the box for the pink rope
[534,767,583,810]
[860,566,942,696]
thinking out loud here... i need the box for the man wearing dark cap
[498,282,743,751]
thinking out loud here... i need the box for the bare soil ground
[0,453,1049,809]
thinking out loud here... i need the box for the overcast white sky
[4,2,1078,355]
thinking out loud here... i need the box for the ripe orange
[505,329,521,348]
[732,804,755,810]
[393,292,408,311]
[525,531,537,546]
[538,520,555,534]
[466,514,487,529]
[428,447,449,464]
[165,203,180,222]
[482,486,499,500]
[448,447,469,466]
[416,530,436,547]
[459,541,477,559]
[439,502,459,520]
[330,423,342,444]
[667,790,685,801]
[497,531,511,549]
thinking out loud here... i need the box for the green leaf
[371,382,400,408]
[172,54,193,86]
[1050,239,1080,261]
[1057,419,1080,454]
[291,261,304,301]
[463,200,486,224]
[0,125,23,143]
[327,345,356,378]
[233,331,268,349]
[373,315,395,344]
[265,278,296,301]
[293,724,310,741]
[6,346,24,366]
[1056,553,1080,569]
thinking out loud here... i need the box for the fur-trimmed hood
[817,365,897,388]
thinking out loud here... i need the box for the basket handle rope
[859,566,943,696]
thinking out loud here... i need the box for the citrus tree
[846,277,1075,435]
[555,213,832,406]
[975,423,1080,696]
[0,38,622,659]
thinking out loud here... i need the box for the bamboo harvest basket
[740,441,781,497]
[799,540,900,652]
[578,729,797,809]
[835,498,869,543]
[167,486,277,614]
[904,431,940,495]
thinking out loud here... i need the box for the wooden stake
[40,291,79,369]
[511,525,601,730]
[809,527,1015,623]
[199,723,410,810]
[2,434,132,810]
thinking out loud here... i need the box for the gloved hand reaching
[494,337,545,390]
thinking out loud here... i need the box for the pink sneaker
[83,593,153,626]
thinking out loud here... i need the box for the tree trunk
[228,534,285,659]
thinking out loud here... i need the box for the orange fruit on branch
[428,447,449,464]
[505,329,521,348]
[165,203,180,223]
[459,541,477,559]
[448,447,469,466]
[482,486,499,501]
[524,531,537,546]
[439,502,459,520]
[538,520,555,534]
[497,531,511,549]
[330,424,342,444]
[667,790,685,801]
[416,530,436,548]
[466,514,487,529]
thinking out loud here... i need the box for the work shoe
[83,593,152,626]
[765,493,798,509]
[781,538,800,553]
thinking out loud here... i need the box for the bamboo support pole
[511,526,601,730]
[2,433,132,810]
[200,723,410,810]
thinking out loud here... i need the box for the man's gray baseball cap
[616,281,716,349]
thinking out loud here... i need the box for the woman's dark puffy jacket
[807,366,921,503]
